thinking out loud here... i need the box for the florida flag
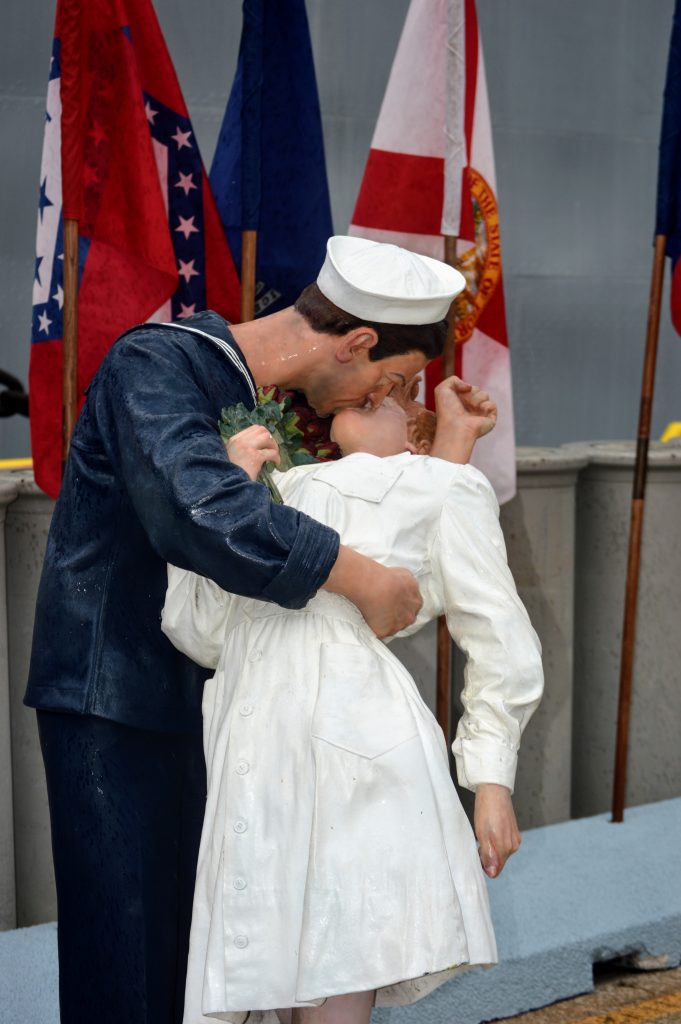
[350,0,515,502]
[30,0,240,498]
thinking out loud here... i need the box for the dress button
[233,877,247,891]
[233,818,248,834]
[234,934,249,949]
[248,649,263,662]
[236,760,250,776]
[239,703,254,717]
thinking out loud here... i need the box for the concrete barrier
[0,478,19,930]
[567,441,681,818]
[3,474,56,926]
[496,447,587,828]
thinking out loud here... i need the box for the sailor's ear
[335,327,379,363]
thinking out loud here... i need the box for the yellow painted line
[661,421,681,442]
[570,989,681,1024]
[0,458,33,469]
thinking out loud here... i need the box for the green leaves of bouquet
[219,388,318,504]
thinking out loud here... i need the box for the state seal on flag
[455,168,502,344]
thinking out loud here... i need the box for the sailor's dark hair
[294,282,447,362]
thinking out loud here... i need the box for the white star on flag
[174,171,197,196]
[178,259,200,283]
[38,310,52,334]
[171,127,193,150]
[178,303,196,319]
[145,101,158,124]
[52,284,64,309]
[175,215,199,240]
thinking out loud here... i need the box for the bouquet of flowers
[258,387,341,463]
[219,388,327,503]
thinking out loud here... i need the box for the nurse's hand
[322,546,423,638]
[474,783,521,878]
[224,425,280,480]
[430,376,497,464]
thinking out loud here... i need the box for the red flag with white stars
[30,0,240,497]
[349,0,515,503]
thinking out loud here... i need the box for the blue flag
[656,0,681,335]
[210,0,333,316]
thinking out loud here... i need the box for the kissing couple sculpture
[28,236,543,1024]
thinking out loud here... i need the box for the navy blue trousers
[37,711,206,1024]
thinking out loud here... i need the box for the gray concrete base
[0,478,20,930]
[2,799,679,1024]
[3,474,56,926]
[566,441,681,819]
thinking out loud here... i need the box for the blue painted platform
[2,799,680,1024]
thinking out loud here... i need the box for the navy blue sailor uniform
[25,310,339,1024]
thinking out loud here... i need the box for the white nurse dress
[161,453,544,1024]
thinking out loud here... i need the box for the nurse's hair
[391,376,436,454]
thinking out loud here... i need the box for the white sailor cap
[316,235,465,325]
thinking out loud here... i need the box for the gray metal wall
[1,0,680,459]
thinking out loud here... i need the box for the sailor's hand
[357,564,423,638]
[224,425,281,481]
[322,547,423,638]
[473,783,521,878]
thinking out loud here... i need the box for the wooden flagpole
[241,229,258,322]
[61,218,79,467]
[59,0,84,471]
[611,233,667,822]
[436,234,459,744]
[442,236,459,378]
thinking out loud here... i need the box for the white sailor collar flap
[313,456,404,503]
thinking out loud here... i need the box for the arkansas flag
[30,0,240,498]
[350,0,515,502]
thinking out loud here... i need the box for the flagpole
[241,229,257,322]
[58,0,84,474]
[436,234,459,746]
[442,235,458,378]
[61,218,79,467]
[611,233,666,822]
[238,0,262,326]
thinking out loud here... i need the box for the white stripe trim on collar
[162,322,256,404]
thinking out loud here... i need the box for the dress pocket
[311,642,418,759]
